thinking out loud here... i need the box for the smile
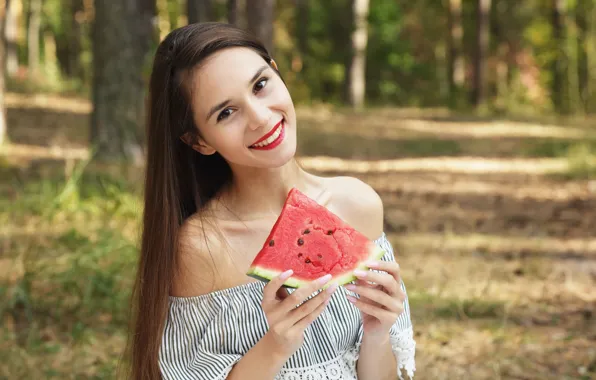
[249,119,285,150]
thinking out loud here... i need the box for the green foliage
[6,0,596,113]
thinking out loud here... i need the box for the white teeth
[252,122,283,148]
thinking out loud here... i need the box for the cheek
[212,124,247,151]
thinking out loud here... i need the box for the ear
[180,132,217,155]
[270,59,278,71]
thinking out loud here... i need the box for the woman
[128,22,416,380]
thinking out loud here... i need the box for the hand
[344,260,406,338]
[261,270,338,358]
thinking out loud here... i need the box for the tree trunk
[91,0,157,163]
[552,0,566,113]
[187,0,213,24]
[4,0,19,76]
[246,0,275,54]
[348,0,369,109]
[69,0,84,80]
[28,0,42,74]
[295,0,308,62]
[0,2,6,146]
[472,0,491,107]
[227,0,237,25]
[588,0,595,112]
[446,0,464,104]
[576,0,589,111]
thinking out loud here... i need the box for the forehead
[191,47,267,99]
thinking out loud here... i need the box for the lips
[249,119,284,149]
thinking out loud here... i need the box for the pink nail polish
[354,269,367,277]
[280,269,293,280]
[317,274,332,285]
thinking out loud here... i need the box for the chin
[262,145,297,169]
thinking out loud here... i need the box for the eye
[217,108,234,122]
[253,77,268,93]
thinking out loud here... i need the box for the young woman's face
[188,47,297,169]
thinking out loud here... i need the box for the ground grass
[1,94,595,379]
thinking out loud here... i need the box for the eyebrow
[205,65,271,122]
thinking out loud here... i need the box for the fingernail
[366,261,378,268]
[345,284,355,291]
[326,283,338,294]
[354,269,367,278]
[318,274,332,284]
[280,269,293,280]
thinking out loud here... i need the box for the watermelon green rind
[247,244,386,289]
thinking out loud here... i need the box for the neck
[218,159,317,220]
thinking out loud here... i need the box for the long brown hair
[125,22,279,380]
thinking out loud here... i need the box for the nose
[246,99,273,131]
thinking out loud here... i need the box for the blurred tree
[576,0,590,112]
[0,0,6,145]
[227,0,237,25]
[472,0,491,107]
[552,0,567,113]
[187,0,213,24]
[91,0,158,163]
[247,0,274,53]
[446,0,465,104]
[295,0,308,70]
[50,0,85,80]
[4,0,19,76]
[347,0,369,108]
[27,0,42,74]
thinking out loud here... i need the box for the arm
[327,178,416,379]
[226,333,290,380]
[357,333,397,380]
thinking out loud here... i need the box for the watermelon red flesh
[246,188,386,288]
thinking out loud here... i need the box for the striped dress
[159,233,416,380]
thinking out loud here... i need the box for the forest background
[0,0,595,379]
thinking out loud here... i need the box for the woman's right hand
[261,270,338,358]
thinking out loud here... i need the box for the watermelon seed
[269,240,275,247]
[304,229,310,234]
[305,258,311,264]
[317,254,323,258]
[327,230,334,235]
[297,238,304,246]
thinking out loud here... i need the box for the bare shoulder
[171,214,224,297]
[324,176,384,241]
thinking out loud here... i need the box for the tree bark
[348,0,370,109]
[552,0,566,113]
[28,0,42,74]
[472,0,491,107]
[91,0,157,163]
[246,0,275,54]
[187,0,213,24]
[4,0,19,76]
[446,0,464,104]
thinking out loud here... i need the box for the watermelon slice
[246,188,386,288]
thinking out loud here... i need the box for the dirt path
[2,93,595,379]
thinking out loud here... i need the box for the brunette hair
[124,22,279,380]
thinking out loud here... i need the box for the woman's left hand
[345,260,406,338]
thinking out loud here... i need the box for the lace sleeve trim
[390,325,416,379]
